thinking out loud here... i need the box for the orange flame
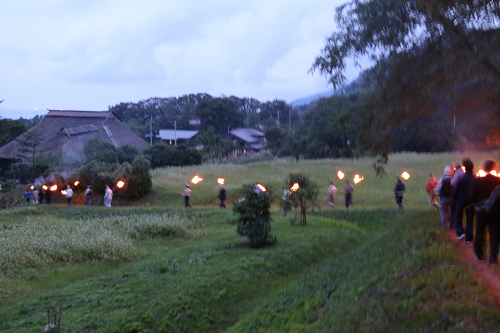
[291,183,300,191]
[217,178,225,185]
[117,180,125,188]
[337,171,345,180]
[50,185,57,191]
[257,184,266,192]
[191,176,203,184]
[353,175,364,184]
[61,190,67,195]
[491,170,499,177]
[30,185,34,190]
[42,185,48,190]
[74,181,80,186]
[477,170,487,178]
[401,172,410,180]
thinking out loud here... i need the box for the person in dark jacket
[218,185,226,208]
[435,165,454,229]
[452,159,475,242]
[471,160,500,262]
[394,178,405,208]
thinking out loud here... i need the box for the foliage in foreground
[233,184,275,247]
[0,212,195,272]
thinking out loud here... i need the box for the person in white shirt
[65,185,73,206]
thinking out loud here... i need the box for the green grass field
[1,152,500,332]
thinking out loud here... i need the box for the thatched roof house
[0,110,150,163]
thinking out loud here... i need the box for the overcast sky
[0,0,364,119]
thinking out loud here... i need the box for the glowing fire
[217,178,225,185]
[477,170,487,178]
[74,181,80,186]
[462,166,465,172]
[257,184,266,192]
[353,175,364,184]
[337,171,345,179]
[491,170,499,177]
[401,172,410,180]
[42,185,48,190]
[191,176,203,184]
[291,183,300,191]
[50,185,57,191]
[30,185,34,190]
[117,180,125,188]
[61,190,67,195]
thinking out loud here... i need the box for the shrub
[143,144,202,169]
[233,184,276,247]
[284,173,318,225]
[120,155,152,199]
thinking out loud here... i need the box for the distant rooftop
[158,129,199,140]
[47,110,113,118]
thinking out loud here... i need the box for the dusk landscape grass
[1,152,500,332]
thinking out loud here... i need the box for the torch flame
[477,170,487,178]
[337,171,345,179]
[117,180,125,188]
[30,185,34,190]
[191,176,203,184]
[291,183,300,191]
[257,184,266,192]
[217,178,225,185]
[74,181,80,186]
[50,185,57,191]
[491,170,499,177]
[353,175,364,184]
[401,172,410,180]
[42,185,48,190]
[61,190,67,195]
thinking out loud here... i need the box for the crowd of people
[428,157,500,264]
[23,184,113,208]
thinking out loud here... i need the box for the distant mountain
[290,75,365,108]
[290,89,336,107]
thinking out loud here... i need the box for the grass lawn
[1,153,500,332]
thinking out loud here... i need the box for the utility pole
[175,120,177,146]
[289,107,291,130]
[150,115,152,146]
[277,110,280,127]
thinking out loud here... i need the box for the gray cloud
[0,0,364,114]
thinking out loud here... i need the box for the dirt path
[446,228,500,305]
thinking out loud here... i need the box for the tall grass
[0,213,196,271]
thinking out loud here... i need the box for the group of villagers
[426,158,500,264]
[24,184,113,208]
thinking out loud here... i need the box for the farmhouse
[158,129,199,145]
[229,128,267,152]
[0,110,150,166]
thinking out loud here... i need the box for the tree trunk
[300,206,307,225]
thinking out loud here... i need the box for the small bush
[233,184,276,247]
[143,144,202,169]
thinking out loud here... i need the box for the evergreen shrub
[233,184,276,247]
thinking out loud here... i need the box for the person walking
[104,185,113,208]
[24,189,30,203]
[182,184,192,208]
[218,184,226,208]
[344,180,354,208]
[471,160,500,262]
[33,188,39,204]
[84,186,93,206]
[395,177,405,208]
[65,185,73,206]
[452,159,475,242]
[328,181,337,208]
[39,188,44,204]
[426,173,439,208]
[435,166,454,229]
[45,188,51,205]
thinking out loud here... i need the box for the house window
[169,140,172,145]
